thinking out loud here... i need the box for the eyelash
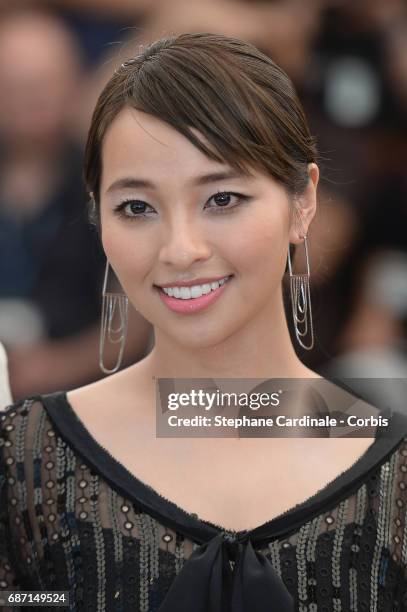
[113,191,251,220]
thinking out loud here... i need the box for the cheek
[231,215,288,280]
[101,223,154,286]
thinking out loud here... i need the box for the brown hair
[84,32,318,230]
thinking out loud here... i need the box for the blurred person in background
[0,342,12,408]
[280,0,407,410]
[325,248,407,410]
[23,0,154,69]
[0,7,152,401]
[274,0,407,380]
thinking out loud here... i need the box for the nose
[158,216,211,268]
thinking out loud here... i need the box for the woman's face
[99,107,313,348]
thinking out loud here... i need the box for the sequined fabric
[1,394,407,611]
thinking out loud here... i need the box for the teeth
[180,287,190,299]
[192,283,210,297]
[162,276,230,299]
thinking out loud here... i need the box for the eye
[205,191,250,213]
[113,191,250,221]
[113,199,155,219]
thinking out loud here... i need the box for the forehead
[100,107,249,191]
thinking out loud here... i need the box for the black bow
[158,532,294,611]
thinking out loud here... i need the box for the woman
[1,32,407,611]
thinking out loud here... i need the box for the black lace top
[1,391,407,611]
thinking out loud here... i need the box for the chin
[166,325,235,351]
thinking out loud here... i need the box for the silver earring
[287,235,314,350]
[99,260,129,374]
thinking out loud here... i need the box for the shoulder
[1,394,45,425]
[0,394,58,460]
[0,396,62,528]
[0,393,75,507]
[369,408,407,483]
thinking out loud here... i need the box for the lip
[155,275,232,289]
[155,275,233,314]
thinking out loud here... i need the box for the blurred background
[0,0,406,406]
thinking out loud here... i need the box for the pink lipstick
[155,276,233,314]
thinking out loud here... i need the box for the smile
[161,276,231,299]
[155,275,233,314]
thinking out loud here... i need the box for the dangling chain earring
[287,235,314,350]
[99,260,129,374]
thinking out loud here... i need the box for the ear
[289,163,319,244]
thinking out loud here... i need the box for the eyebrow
[105,170,250,195]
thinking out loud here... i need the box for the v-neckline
[40,390,407,546]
